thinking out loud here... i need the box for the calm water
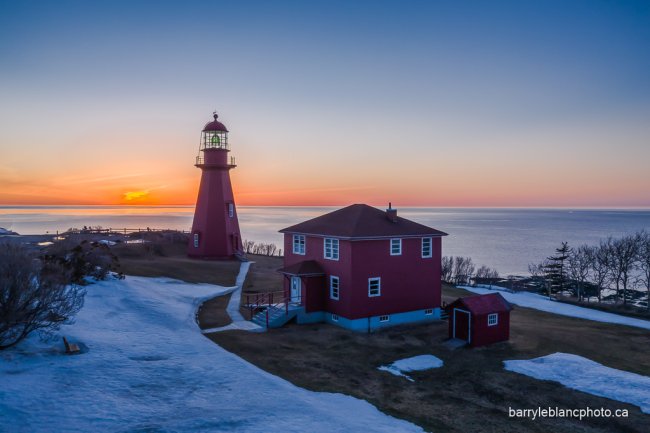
[1,206,649,276]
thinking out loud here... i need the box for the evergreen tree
[544,242,571,298]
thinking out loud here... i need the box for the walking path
[201,261,264,333]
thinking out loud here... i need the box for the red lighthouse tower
[188,113,243,259]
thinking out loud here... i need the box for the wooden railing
[244,290,289,327]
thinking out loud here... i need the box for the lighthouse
[188,113,243,259]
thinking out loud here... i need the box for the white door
[290,277,302,304]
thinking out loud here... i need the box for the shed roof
[278,260,325,276]
[279,204,447,239]
[450,292,512,315]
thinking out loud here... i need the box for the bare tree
[441,256,454,282]
[610,234,640,305]
[529,260,552,298]
[452,256,475,285]
[0,243,85,350]
[567,244,591,301]
[636,230,650,311]
[588,239,613,303]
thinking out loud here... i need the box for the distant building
[275,204,448,332]
[188,113,243,259]
[446,293,513,346]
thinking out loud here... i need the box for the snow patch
[459,285,650,331]
[0,275,424,432]
[378,355,443,382]
[504,353,650,414]
[0,227,18,235]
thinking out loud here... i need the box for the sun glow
[123,190,150,202]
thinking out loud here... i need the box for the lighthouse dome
[203,113,228,132]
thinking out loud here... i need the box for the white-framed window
[379,315,390,322]
[324,238,339,260]
[293,234,305,255]
[228,203,234,218]
[193,233,199,248]
[422,237,432,258]
[330,276,340,300]
[488,313,498,326]
[368,277,381,297]
[390,238,402,255]
[425,309,433,315]
[332,314,339,322]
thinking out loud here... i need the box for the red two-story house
[278,204,447,332]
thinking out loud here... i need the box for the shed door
[454,309,471,342]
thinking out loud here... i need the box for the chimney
[386,202,397,222]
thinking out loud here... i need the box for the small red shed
[447,293,512,347]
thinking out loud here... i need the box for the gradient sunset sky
[1,0,649,207]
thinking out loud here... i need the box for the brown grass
[113,241,240,286]
[197,293,233,329]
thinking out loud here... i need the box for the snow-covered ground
[0,276,424,433]
[458,285,650,331]
[378,355,443,382]
[504,353,650,414]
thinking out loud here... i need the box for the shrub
[0,243,85,350]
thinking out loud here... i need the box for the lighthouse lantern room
[188,113,243,259]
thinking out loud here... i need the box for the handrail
[245,290,290,325]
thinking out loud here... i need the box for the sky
[0,0,649,207]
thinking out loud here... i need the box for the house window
[422,237,432,258]
[488,313,498,326]
[330,276,340,300]
[379,315,390,322]
[390,238,402,255]
[228,203,234,218]
[332,314,339,322]
[293,235,305,255]
[425,309,433,315]
[368,277,381,297]
[193,233,199,248]
[324,238,339,260]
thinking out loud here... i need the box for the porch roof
[278,260,326,277]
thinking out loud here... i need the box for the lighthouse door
[290,277,302,304]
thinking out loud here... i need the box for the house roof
[449,292,513,315]
[278,260,325,276]
[279,204,448,239]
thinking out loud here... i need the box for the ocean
[1,206,649,276]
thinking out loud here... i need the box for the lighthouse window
[390,238,402,256]
[293,235,305,255]
[422,237,432,258]
[228,203,234,218]
[193,233,199,248]
[324,238,339,260]
[368,277,381,297]
[330,276,340,300]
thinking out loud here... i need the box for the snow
[458,285,650,331]
[378,355,443,382]
[98,239,117,246]
[0,276,424,433]
[0,227,17,235]
[504,353,650,414]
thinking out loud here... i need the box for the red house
[447,293,512,347]
[276,204,447,332]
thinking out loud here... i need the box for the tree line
[243,240,282,257]
[529,230,650,309]
[441,256,500,285]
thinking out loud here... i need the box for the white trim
[488,313,498,326]
[281,232,446,241]
[421,237,432,258]
[379,315,390,322]
[330,275,340,300]
[452,308,472,343]
[324,238,339,260]
[290,276,302,303]
[292,234,306,255]
[368,277,381,297]
[390,238,402,256]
